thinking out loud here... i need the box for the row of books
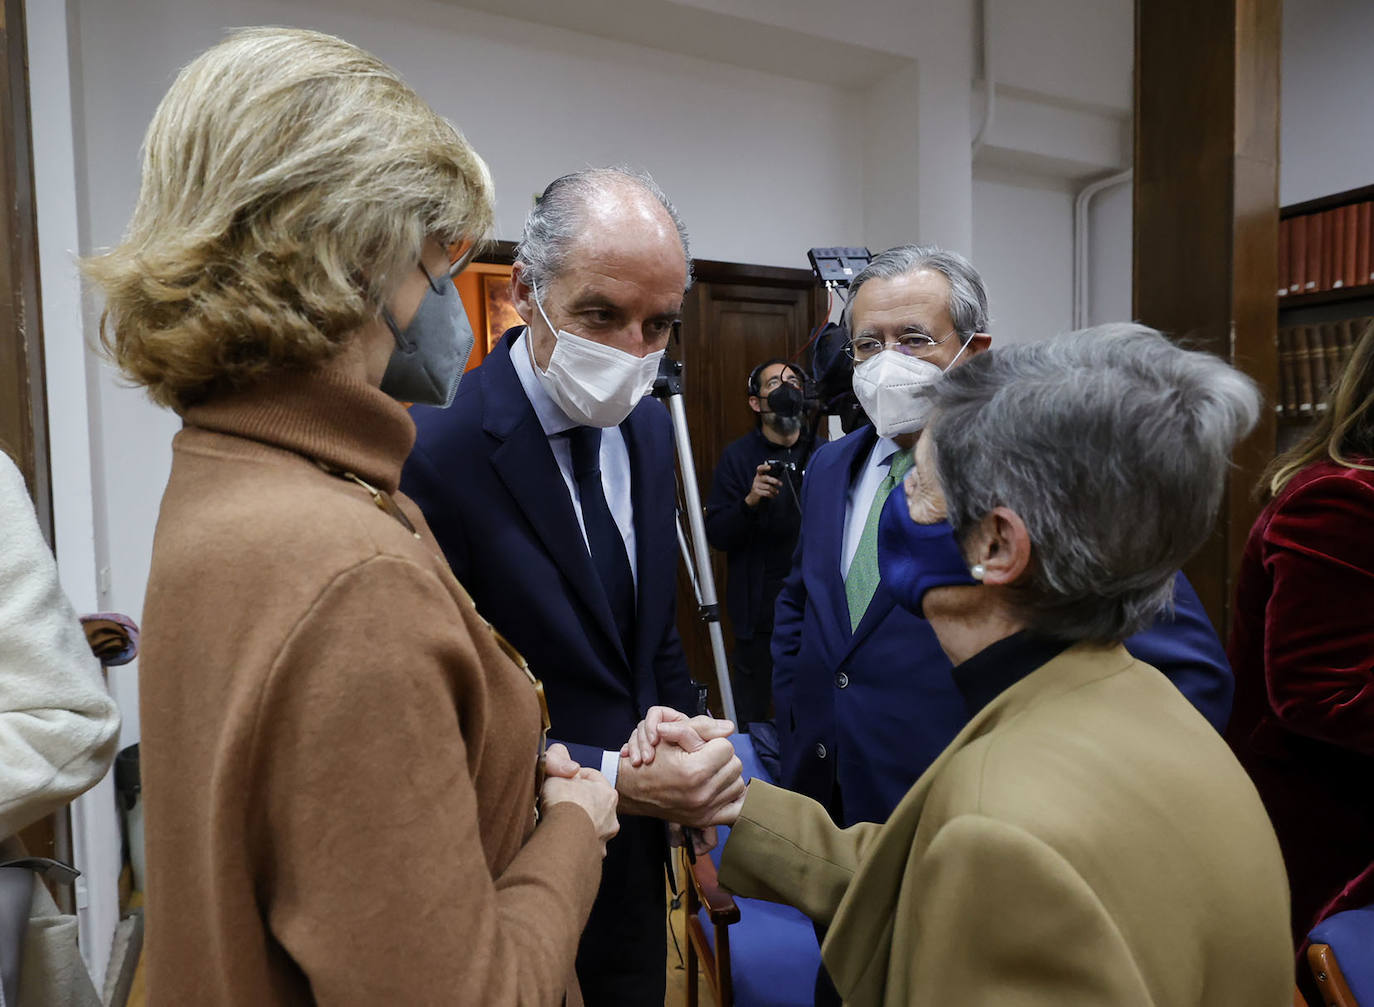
[1277,318,1368,416]
[1278,204,1374,297]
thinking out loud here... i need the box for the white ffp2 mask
[530,283,664,428]
[851,339,971,438]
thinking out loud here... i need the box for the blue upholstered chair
[1308,907,1374,1006]
[681,733,822,1007]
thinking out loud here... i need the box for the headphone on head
[747,358,807,397]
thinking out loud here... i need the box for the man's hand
[745,462,783,508]
[615,728,744,828]
[620,706,735,767]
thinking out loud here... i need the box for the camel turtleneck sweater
[138,369,602,1005]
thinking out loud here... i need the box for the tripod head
[651,354,685,399]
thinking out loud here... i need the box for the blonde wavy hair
[83,27,494,411]
[1263,318,1374,497]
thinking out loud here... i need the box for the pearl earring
[971,563,986,581]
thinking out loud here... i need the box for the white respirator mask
[529,280,664,428]
[851,337,971,438]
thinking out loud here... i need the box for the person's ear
[748,395,763,414]
[966,332,992,357]
[510,262,535,326]
[968,506,1030,585]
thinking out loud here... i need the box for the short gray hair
[515,166,692,292]
[842,244,989,340]
[925,324,1260,643]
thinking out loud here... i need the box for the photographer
[705,359,813,728]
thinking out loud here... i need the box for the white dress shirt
[840,434,903,579]
[511,329,637,783]
[510,329,638,585]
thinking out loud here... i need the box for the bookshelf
[1276,183,1374,450]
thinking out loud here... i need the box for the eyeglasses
[845,330,959,361]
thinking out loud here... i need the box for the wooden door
[671,262,827,715]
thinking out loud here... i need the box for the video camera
[805,246,872,434]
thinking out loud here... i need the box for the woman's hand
[542,767,620,857]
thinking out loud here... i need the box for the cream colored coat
[0,453,119,1007]
[720,644,1293,1006]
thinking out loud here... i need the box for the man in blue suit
[774,244,1234,834]
[402,168,743,1005]
[772,244,1233,1004]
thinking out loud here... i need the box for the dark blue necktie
[566,426,635,652]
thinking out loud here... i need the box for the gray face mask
[379,264,474,407]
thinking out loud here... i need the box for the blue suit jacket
[400,329,695,772]
[772,426,1235,827]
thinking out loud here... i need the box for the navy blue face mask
[876,482,979,619]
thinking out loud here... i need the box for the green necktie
[845,448,915,631]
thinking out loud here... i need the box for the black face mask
[765,383,804,418]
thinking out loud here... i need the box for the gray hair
[515,166,692,292]
[925,324,1260,643]
[842,243,989,339]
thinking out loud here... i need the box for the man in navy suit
[402,168,743,1005]
[772,245,1235,1002]
[775,244,1235,829]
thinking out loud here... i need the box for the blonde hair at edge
[1264,318,1374,497]
[83,27,494,412]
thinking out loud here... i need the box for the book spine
[1332,208,1346,289]
[1310,325,1330,408]
[1278,217,1290,296]
[1345,205,1360,288]
[1292,213,1308,294]
[1323,323,1343,391]
[1363,203,1374,286]
[1279,327,1297,416]
[1295,326,1316,413]
[1338,320,1356,375]
[1307,212,1322,291]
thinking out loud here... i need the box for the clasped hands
[619,706,746,852]
[539,706,745,858]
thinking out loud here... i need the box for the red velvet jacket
[1227,458,1374,943]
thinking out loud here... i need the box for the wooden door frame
[1133,0,1281,637]
[0,0,75,906]
[0,0,50,527]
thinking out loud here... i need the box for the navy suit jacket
[772,425,1235,827]
[401,329,695,772]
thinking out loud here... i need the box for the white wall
[75,0,863,268]
[969,0,1134,342]
[1279,0,1374,205]
[28,0,124,985]
[972,167,1076,344]
[64,0,868,744]
[1087,179,1133,326]
[989,0,1132,114]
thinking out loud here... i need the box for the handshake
[541,707,747,857]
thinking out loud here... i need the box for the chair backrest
[1309,907,1374,1006]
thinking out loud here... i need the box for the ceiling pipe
[1073,168,1133,329]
